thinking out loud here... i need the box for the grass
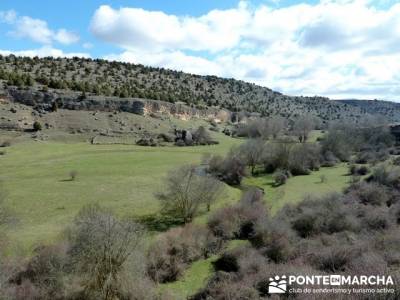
[0,128,350,297]
[0,132,240,255]
[159,239,250,299]
[243,163,349,214]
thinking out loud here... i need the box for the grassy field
[0,128,350,298]
[0,132,241,255]
[243,163,349,214]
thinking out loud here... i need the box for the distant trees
[157,165,224,223]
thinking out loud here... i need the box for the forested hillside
[0,55,383,122]
[340,99,400,123]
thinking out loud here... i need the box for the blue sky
[1,0,400,100]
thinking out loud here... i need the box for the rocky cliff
[3,87,232,123]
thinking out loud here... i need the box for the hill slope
[0,54,393,121]
[339,99,400,122]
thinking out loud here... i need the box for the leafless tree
[239,139,265,175]
[157,165,224,223]
[293,115,314,142]
[67,204,144,300]
[268,116,287,139]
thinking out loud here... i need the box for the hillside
[0,55,385,122]
[339,99,400,122]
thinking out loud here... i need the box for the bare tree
[67,204,144,300]
[239,139,265,175]
[293,115,314,142]
[157,165,224,223]
[268,116,287,139]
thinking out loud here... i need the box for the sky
[0,0,399,101]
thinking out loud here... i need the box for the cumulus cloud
[0,46,90,58]
[90,3,250,52]
[0,10,79,45]
[91,1,400,100]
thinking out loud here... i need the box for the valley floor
[0,131,349,298]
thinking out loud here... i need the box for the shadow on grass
[134,213,184,232]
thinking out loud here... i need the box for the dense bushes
[207,188,266,240]
[207,139,324,187]
[206,149,246,185]
[4,205,153,300]
[321,122,394,163]
[195,177,400,298]
[147,224,222,283]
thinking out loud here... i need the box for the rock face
[4,87,231,121]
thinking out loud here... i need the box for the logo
[269,275,287,294]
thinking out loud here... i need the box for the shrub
[288,143,320,175]
[310,244,360,273]
[207,188,267,240]
[33,121,42,131]
[207,150,246,186]
[250,219,296,263]
[319,174,327,183]
[157,165,223,223]
[285,194,359,237]
[362,207,390,231]
[393,156,400,166]
[9,244,67,300]
[67,204,144,299]
[273,169,288,186]
[0,140,11,147]
[345,182,389,206]
[69,170,78,181]
[212,253,239,272]
[147,224,221,283]
[368,164,400,188]
[349,165,370,176]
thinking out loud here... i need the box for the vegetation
[1,59,399,300]
[156,165,223,223]
[0,54,387,122]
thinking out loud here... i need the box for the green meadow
[0,130,350,297]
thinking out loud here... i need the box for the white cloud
[91,1,400,100]
[54,29,79,45]
[1,10,79,45]
[90,4,250,52]
[0,10,17,24]
[0,46,90,58]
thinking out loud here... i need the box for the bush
[0,140,11,147]
[207,188,267,240]
[9,244,67,300]
[284,194,359,237]
[393,156,400,166]
[212,253,239,272]
[345,182,389,206]
[311,245,359,272]
[367,164,400,189]
[207,150,246,186]
[147,224,221,283]
[273,169,288,186]
[69,170,78,181]
[33,121,42,131]
[250,219,296,263]
[288,143,320,175]
[349,165,369,176]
